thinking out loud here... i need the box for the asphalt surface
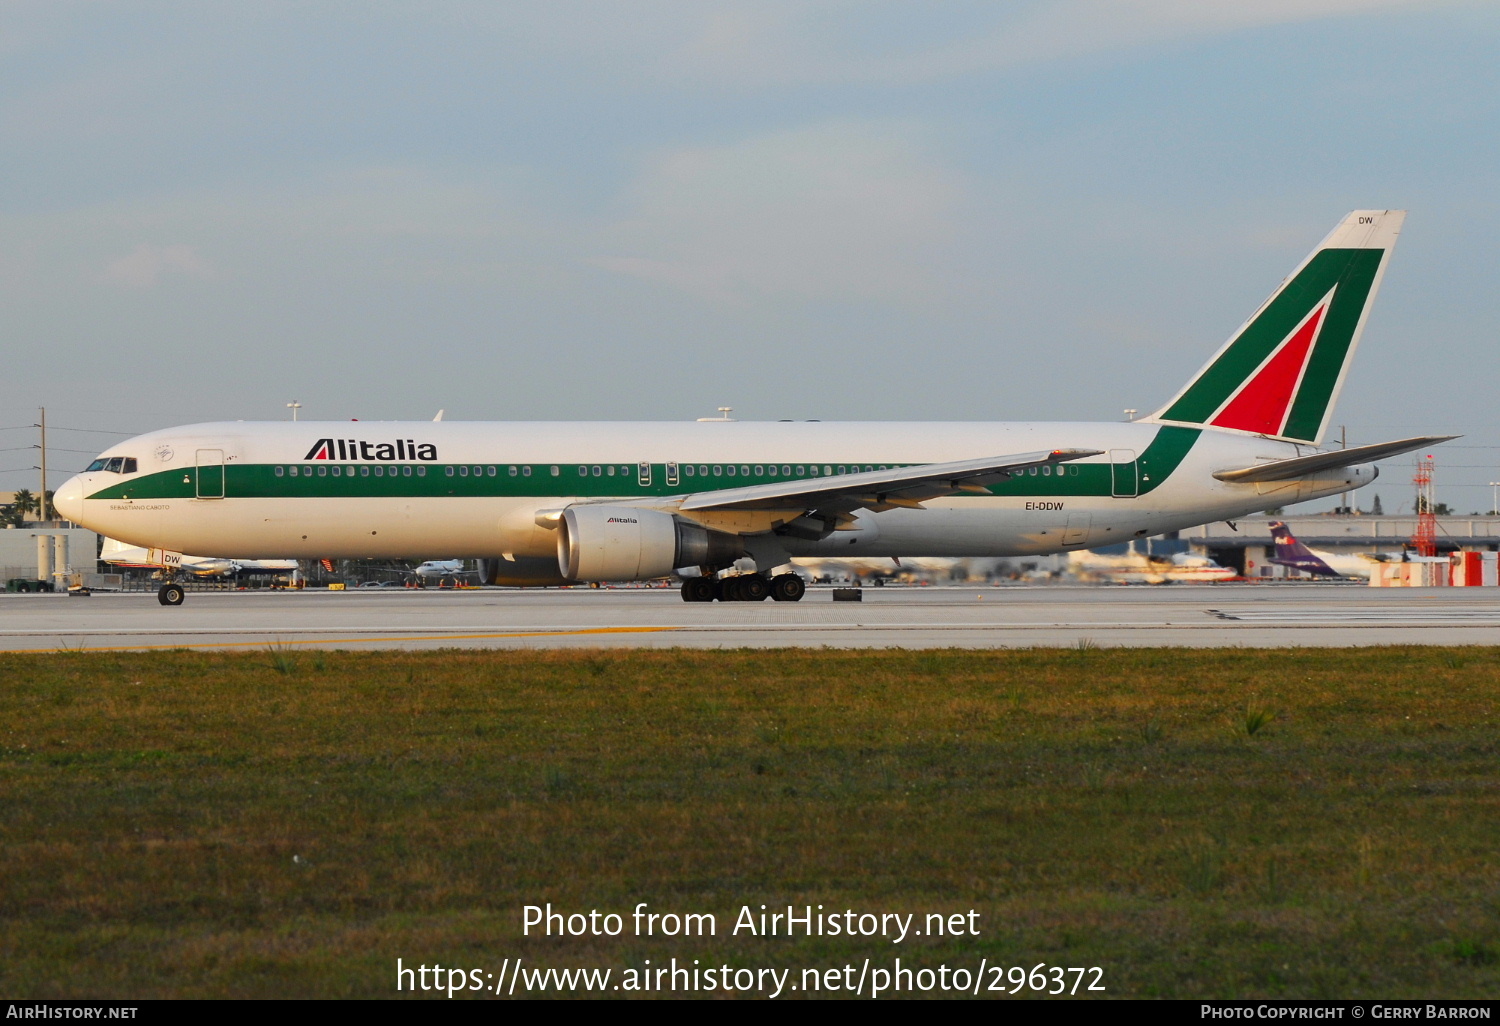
[4,583,1500,651]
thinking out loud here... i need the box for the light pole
[287,401,302,422]
[1490,482,1499,516]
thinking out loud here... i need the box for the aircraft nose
[53,475,85,524]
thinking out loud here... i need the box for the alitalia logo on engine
[304,437,439,461]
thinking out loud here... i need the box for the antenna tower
[1411,456,1437,557]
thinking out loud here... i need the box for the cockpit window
[85,456,138,473]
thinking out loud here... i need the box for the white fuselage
[55,420,1374,574]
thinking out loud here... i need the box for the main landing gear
[157,583,185,606]
[681,573,806,602]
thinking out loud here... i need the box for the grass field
[2,646,1498,999]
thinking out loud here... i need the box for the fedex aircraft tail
[1267,521,1340,577]
[1146,210,1405,446]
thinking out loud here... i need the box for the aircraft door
[1110,450,1138,497]
[1063,514,1092,547]
[196,449,225,499]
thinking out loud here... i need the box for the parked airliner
[55,211,1452,605]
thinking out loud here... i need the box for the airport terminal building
[1184,515,1500,576]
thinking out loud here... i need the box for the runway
[4,583,1500,651]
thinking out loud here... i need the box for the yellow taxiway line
[1,625,679,653]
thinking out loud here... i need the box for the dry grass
[2,646,1499,998]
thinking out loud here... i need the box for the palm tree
[10,488,37,520]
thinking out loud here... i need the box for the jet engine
[478,556,573,587]
[558,505,743,581]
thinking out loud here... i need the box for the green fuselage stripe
[85,428,1202,503]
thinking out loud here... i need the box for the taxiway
[4,584,1500,652]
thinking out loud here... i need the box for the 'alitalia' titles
[304,438,439,462]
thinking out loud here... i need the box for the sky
[1,0,1497,514]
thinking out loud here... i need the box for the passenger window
[781,465,790,476]
[290,466,299,477]
[592,465,602,477]
[487,466,496,476]
[522,466,532,477]
[607,465,616,476]
[361,466,371,477]
[698,465,708,476]
[1029,466,1038,476]
[754,465,763,476]
[472,466,481,476]
[445,466,455,477]
[1042,465,1051,476]
[375,466,385,477]
[796,466,805,476]
[332,466,341,477]
[459,466,468,477]
[822,466,831,476]
[713,466,722,477]
[391,466,399,476]
[726,465,736,476]
[318,466,327,476]
[403,466,413,477]
[740,465,749,476]
[417,466,427,477]
[685,465,695,477]
[275,466,285,477]
[509,466,517,476]
[303,466,313,476]
[578,465,588,476]
[550,466,559,476]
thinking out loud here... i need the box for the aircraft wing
[1212,435,1458,484]
[679,448,1102,517]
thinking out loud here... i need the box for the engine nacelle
[558,505,743,581]
[478,556,572,587]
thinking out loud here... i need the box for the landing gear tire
[158,583,185,606]
[717,576,741,601]
[770,573,806,602]
[681,577,716,602]
[739,574,770,601]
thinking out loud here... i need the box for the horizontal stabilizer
[681,448,1102,515]
[1212,435,1457,483]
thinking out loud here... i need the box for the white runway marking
[1209,608,1500,623]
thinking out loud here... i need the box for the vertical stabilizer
[1267,521,1340,577]
[1145,210,1404,445]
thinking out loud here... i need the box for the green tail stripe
[1161,248,1383,440]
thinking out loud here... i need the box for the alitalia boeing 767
[54,210,1452,605]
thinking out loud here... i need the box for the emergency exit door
[196,449,225,498]
[1110,450,1138,497]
